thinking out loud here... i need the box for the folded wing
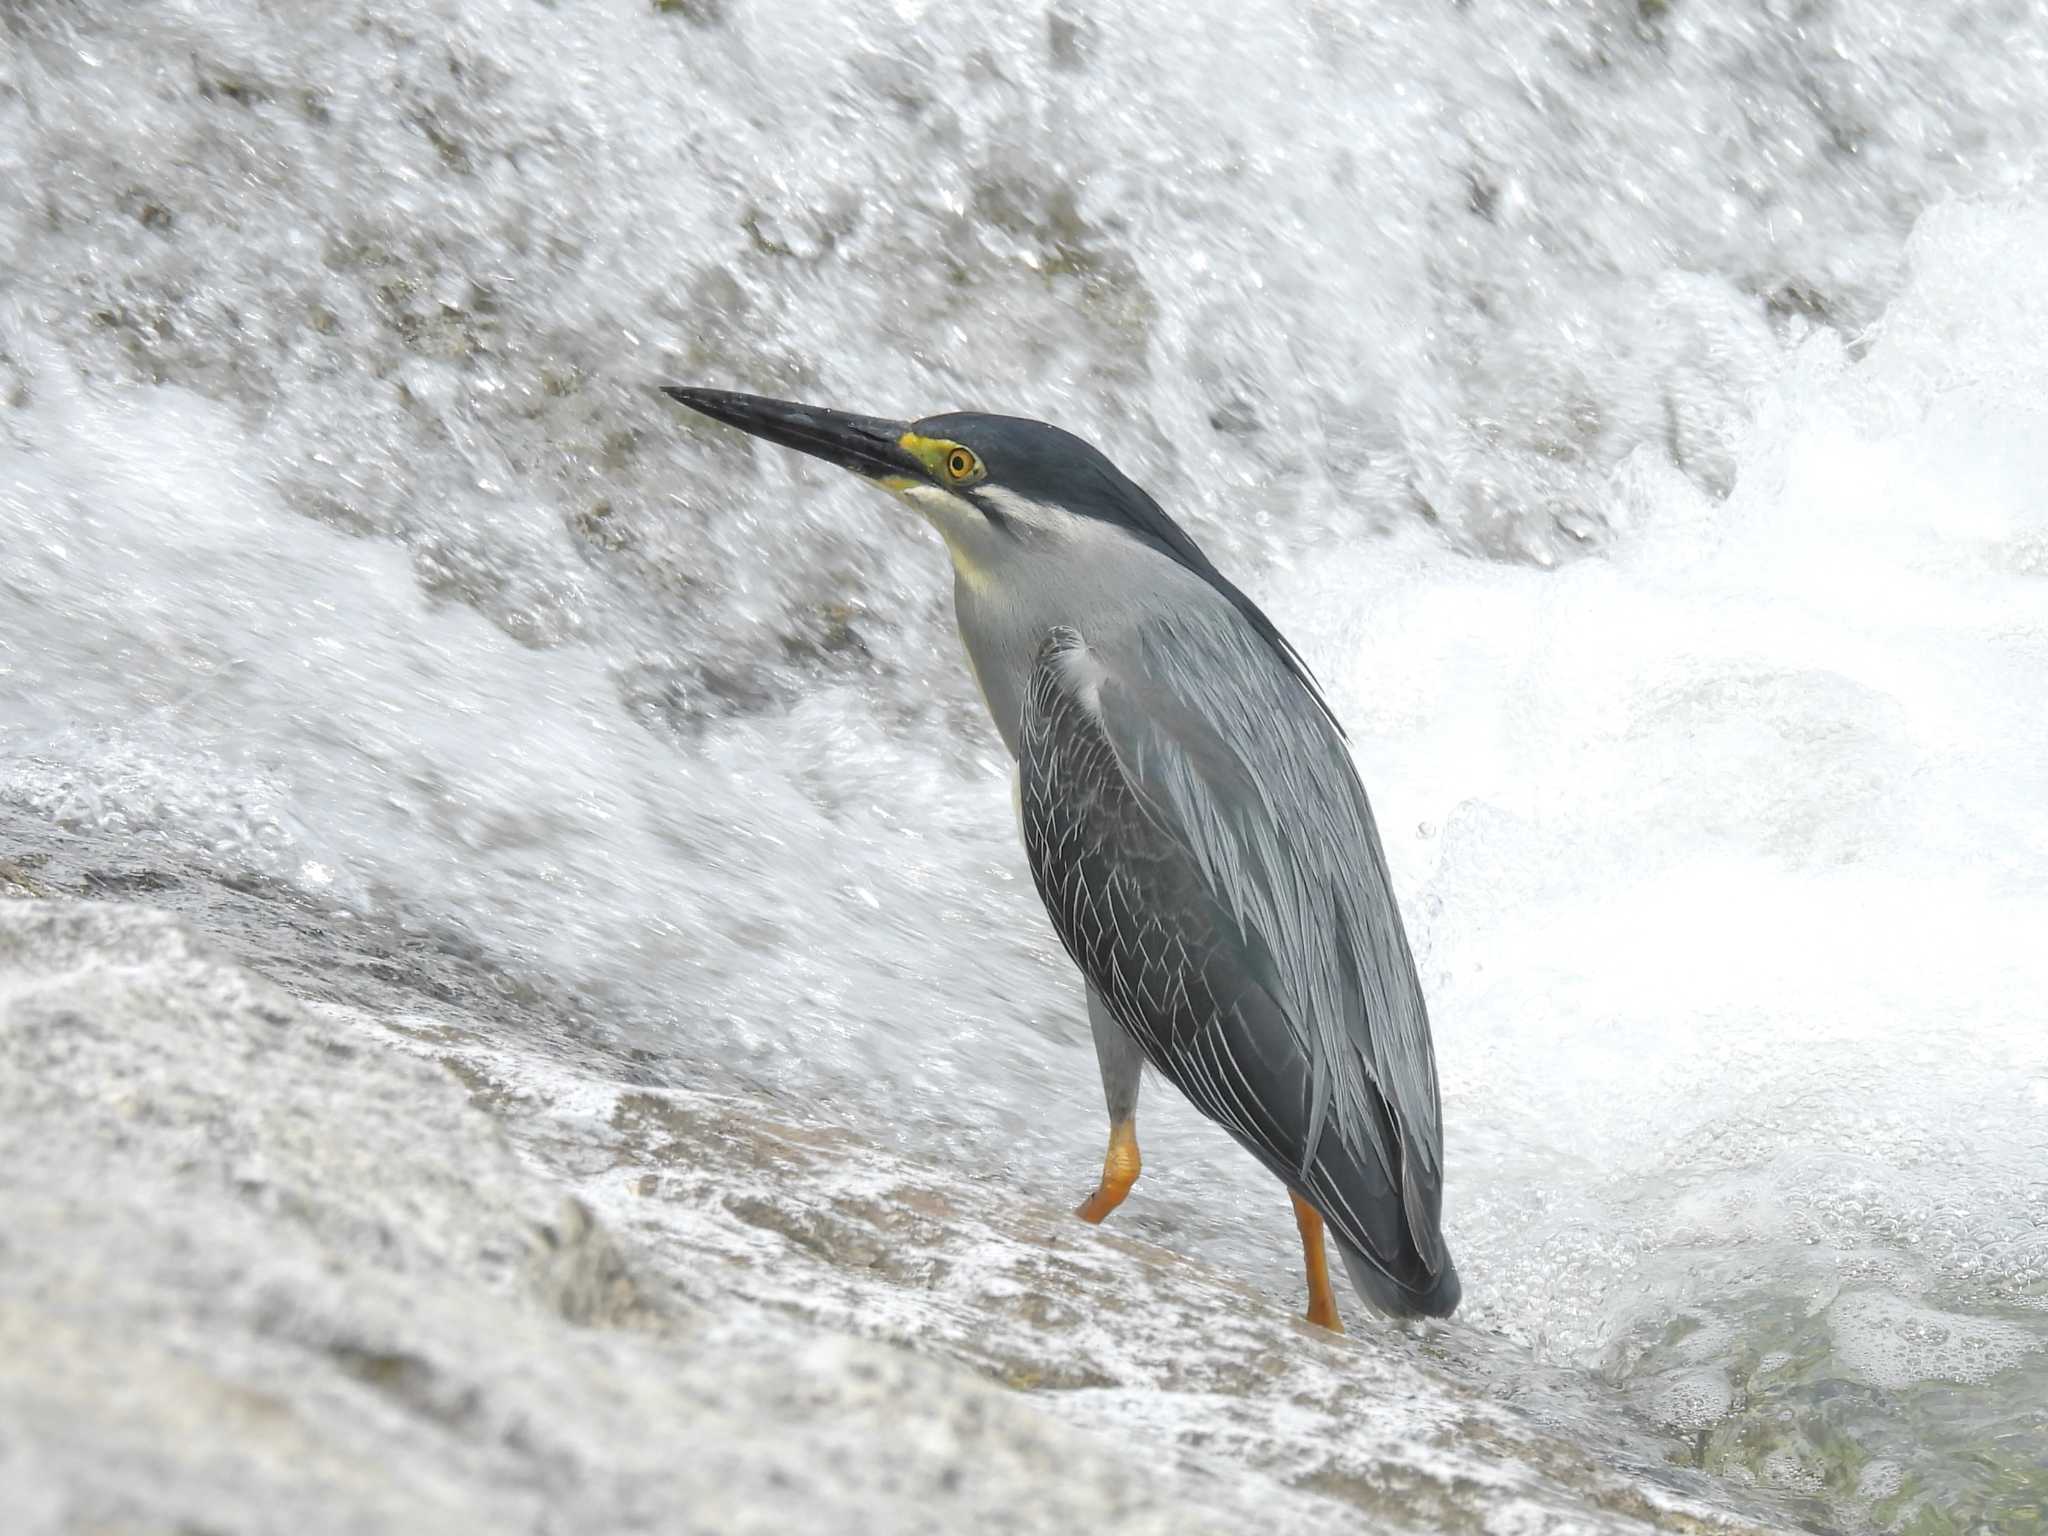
[1019,617,1449,1306]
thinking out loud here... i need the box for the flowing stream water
[4,1,2047,1529]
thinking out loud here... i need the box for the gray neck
[947,524,1218,759]
[951,567,1037,759]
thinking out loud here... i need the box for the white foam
[1293,192,2048,1365]
[1830,1291,2042,1392]
[6,3,2048,1521]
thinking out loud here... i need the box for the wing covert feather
[1020,618,1448,1286]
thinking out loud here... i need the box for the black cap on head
[914,412,1342,735]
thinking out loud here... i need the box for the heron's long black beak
[662,386,924,484]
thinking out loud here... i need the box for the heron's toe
[1075,1119,1141,1224]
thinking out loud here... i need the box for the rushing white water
[4,0,2047,1528]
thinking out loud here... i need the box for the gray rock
[0,900,1782,1533]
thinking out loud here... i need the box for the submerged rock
[0,898,1784,1533]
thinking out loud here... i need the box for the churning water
[4,0,2046,1527]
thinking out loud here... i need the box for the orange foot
[1076,1117,1141,1224]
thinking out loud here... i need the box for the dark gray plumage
[662,384,1458,1325]
[1021,617,1456,1317]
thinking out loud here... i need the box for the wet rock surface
[7,3,2048,1530]
[0,896,1796,1533]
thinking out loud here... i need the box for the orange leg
[1291,1191,1345,1333]
[1076,1117,1141,1224]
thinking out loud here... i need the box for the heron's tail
[1334,1234,1461,1319]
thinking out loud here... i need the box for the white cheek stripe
[974,484,1068,532]
[881,479,1098,594]
[887,482,957,517]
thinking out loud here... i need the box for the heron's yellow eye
[945,447,980,482]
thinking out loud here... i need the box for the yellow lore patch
[897,432,986,487]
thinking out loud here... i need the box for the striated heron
[663,386,1459,1328]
